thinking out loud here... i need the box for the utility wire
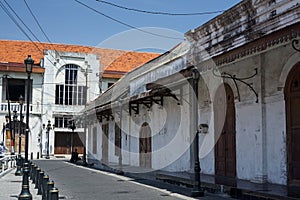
[23,0,53,47]
[3,0,40,44]
[0,1,44,55]
[96,0,225,16]
[1,0,58,66]
[2,0,74,72]
[23,0,70,68]
[74,0,183,40]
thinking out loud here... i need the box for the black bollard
[42,174,49,200]
[35,167,41,189]
[49,187,59,200]
[37,171,44,195]
[30,163,34,180]
[37,152,39,159]
[31,152,33,160]
[32,165,38,184]
[47,180,55,200]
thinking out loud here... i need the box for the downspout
[118,100,123,174]
[191,67,204,197]
[5,75,14,154]
[40,70,45,158]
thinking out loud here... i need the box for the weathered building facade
[0,40,158,158]
[85,0,300,196]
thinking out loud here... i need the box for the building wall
[85,0,300,187]
[42,50,100,155]
[195,39,299,185]
[0,70,44,156]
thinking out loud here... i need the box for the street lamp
[68,120,76,154]
[44,120,53,159]
[191,67,204,197]
[15,95,24,176]
[2,122,5,142]
[4,115,9,145]
[19,55,33,200]
[81,65,92,166]
[13,110,19,176]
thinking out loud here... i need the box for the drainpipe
[5,75,14,155]
[117,100,123,174]
[191,67,204,197]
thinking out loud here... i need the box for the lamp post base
[45,155,50,159]
[191,190,204,197]
[18,162,32,200]
[15,155,23,176]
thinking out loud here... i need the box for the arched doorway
[139,122,152,168]
[285,62,300,196]
[214,84,236,178]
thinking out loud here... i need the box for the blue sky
[0,0,241,51]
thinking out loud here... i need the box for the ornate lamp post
[19,55,33,200]
[69,120,76,154]
[2,122,5,142]
[44,120,52,159]
[5,115,9,144]
[15,95,24,176]
[191,67,204,197]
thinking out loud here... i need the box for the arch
[284,62,300,196]
[214,83,236,178]
[279,53,300,88]
[139,122,152,168]
[55,63,81,79]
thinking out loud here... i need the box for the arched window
[55,64,86,105]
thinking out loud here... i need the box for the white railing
[0,155,16,175]
[0,103,41,114]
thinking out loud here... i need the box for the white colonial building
[84,0,300,197]
[0,40,158,158]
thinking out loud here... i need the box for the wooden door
[285,63,300,196]
[139,122,152,168]
[73,132,85,154]
[54,132,71,154]
[102,124,109,164]
[54,132,84,154]
[215,84,236,177]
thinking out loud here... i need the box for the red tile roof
[0,40,159,76]
[102,51,160,78]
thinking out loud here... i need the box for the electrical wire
[1,0,58,67]
[23,0,54,50]
[0,1,44,55]
[74,0,183,40]
[23,0,70,68]
[96,0,225,16]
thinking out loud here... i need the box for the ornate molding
[215,23,300,66]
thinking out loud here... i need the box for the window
[55,64,87,105]
[54,116,72,128]
[65,64,78,84]
[115,124,121,156]
[2,78,31,103]
[108,82,114,88]
[93,127,97,154]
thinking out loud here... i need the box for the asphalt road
[34,160,233,200]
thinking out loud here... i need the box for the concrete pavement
[0,168,40,200]
[34,159,234,200]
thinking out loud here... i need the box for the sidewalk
[0,168,40,200]
[84,161,300,200]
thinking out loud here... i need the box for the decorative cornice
[214,22,300,66]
